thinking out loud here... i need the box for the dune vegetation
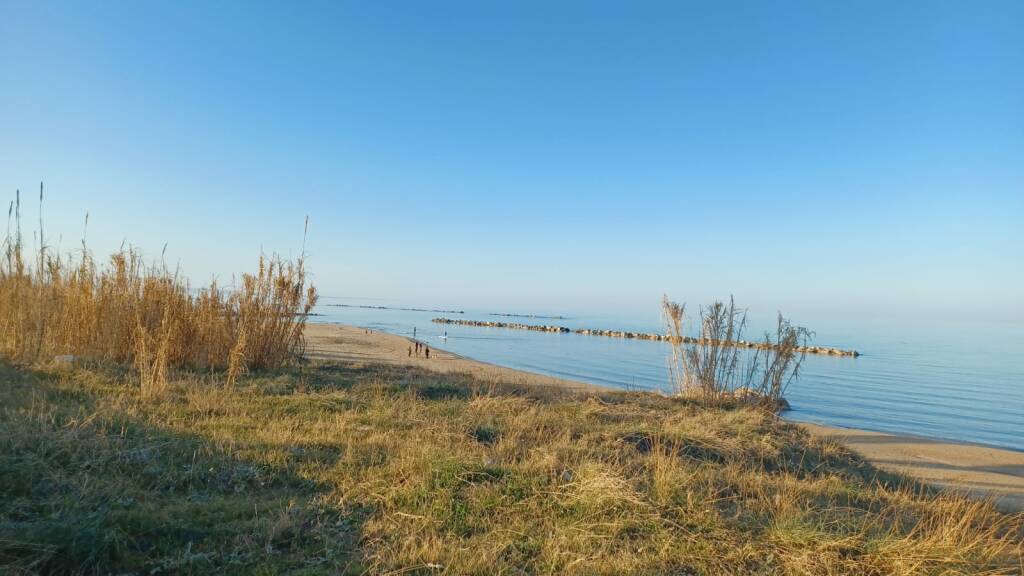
[0,188,317,396]
[2,359,1022,575]
[1,196,1022,574]
[662,295,812,410]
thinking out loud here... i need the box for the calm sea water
[313,301,1024,451]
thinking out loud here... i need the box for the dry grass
[0,189,317,394]
[663,295,812,408]
[0,359,1020,575]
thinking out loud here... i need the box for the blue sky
[2,1,1021,322]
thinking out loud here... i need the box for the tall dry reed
[662,295,812,408]
[0,187,317,393]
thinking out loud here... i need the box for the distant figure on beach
[407,346,411,357]
[413,327,417,338]
[425,346,430,359]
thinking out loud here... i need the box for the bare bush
[662,295,812,409]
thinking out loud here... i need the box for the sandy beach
[800,423,1024,512]
[305,322,1024,512]
[304,322,602,394]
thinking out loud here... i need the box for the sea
[312,299,1024,452]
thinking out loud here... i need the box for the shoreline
[304,322,603,394]
[304,321,1024,512]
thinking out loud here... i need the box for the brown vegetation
[663,295,812,409]
[1,360,1021,574]
[0,187,317,395]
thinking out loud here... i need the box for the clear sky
[2,1,1021,322]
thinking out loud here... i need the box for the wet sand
[304,322,1024,512]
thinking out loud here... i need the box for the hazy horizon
[3,1,1021,323]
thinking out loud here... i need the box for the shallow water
[314,301,1024,451]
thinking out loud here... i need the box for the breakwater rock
[327,304,465,314]
[490,312,566,320]
[431,317,860,357]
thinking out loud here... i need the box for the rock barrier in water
[327,304,465,314]
[490,312,566,320]
[431,317,860,357]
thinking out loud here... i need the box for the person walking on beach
[408,346,412,357]
[425,346,430,359]
[413,327,417,339]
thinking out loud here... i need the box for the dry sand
[304,322,1024,512]
[304,322,602,394]
[800,423,1024,512]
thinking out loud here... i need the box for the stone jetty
[490,312,566,320]
[327,304,465,314]
[431,317,860,357]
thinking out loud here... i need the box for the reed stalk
[662,295,811,409]
[0,187,317,391]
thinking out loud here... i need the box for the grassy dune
[2,358,1021,575]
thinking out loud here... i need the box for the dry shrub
[0,188,317,392]
[663,295,812,408]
